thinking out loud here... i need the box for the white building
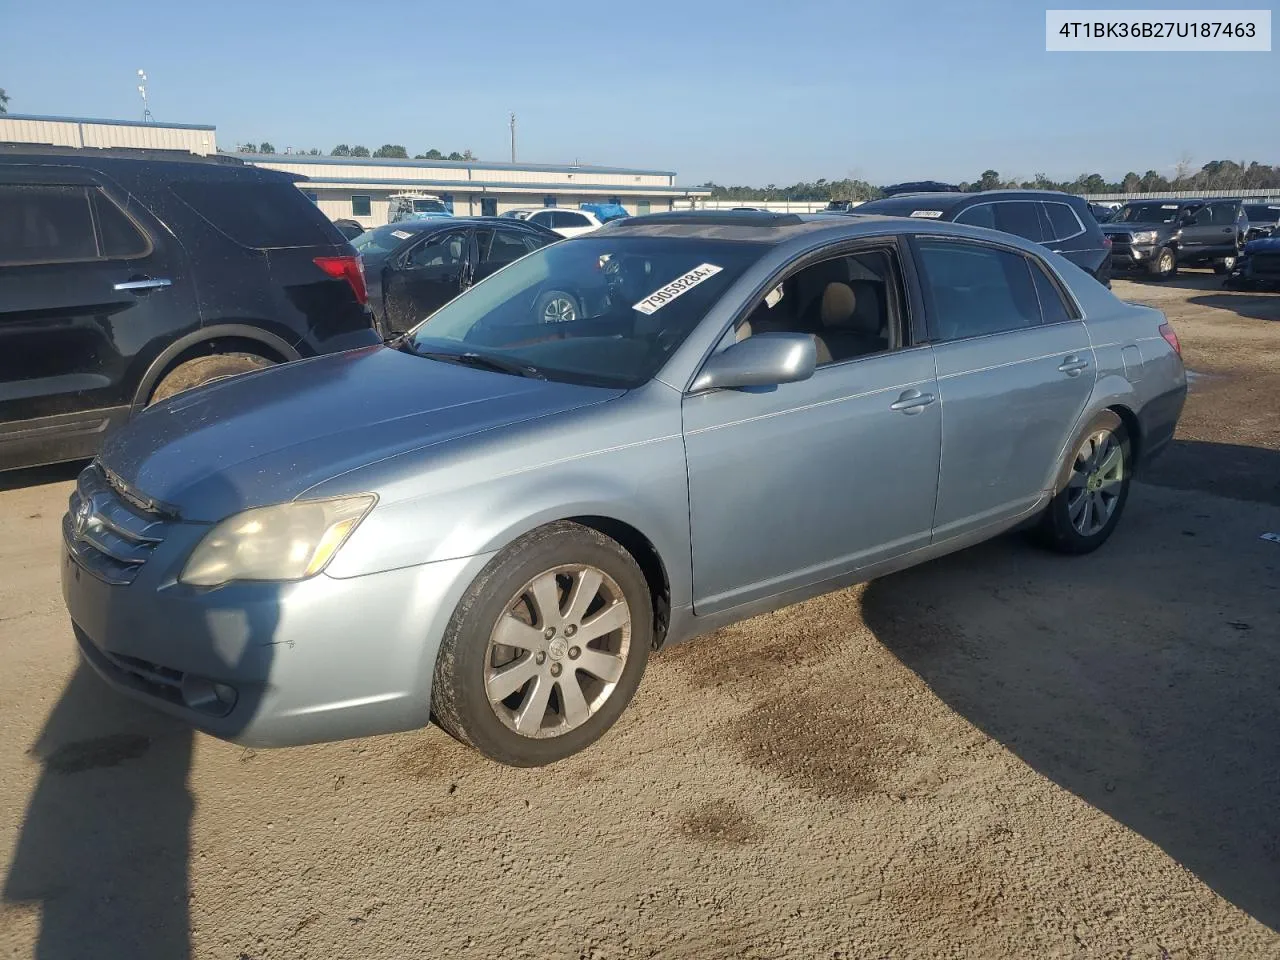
[0,114,709,225]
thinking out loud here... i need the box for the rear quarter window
[171,180,342,249]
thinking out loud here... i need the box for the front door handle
[1059,355,1090,376]
[890,389,936,414]
[113,278,172,292]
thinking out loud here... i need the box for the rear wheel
[1213,255,1237,275]
[148,352,275,405]
[432,521,651,766]
[535,290,580,324]
[1148,246,1177,281]
[1035,411,1132,555]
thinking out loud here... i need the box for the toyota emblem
[73,499,93,539]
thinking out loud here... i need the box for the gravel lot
[2,272,1278,959]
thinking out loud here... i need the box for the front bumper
[62,513,493,747]
[1109,243,1159,270]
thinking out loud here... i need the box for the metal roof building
[0,113,709,226]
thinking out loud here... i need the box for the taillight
[1102,236,1113,248]
[1159,321,1181,357]
[313,255,368,305]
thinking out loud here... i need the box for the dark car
[352,217,562,336]
[1224,235,1280,290]
[1102,198,1247,280]
[848,190,1112,286]
[1242,203,1280,241]
[880,180,962,197]
[333,218,366,240]
[0,146,377,472]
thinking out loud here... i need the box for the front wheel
[1148,246,1177,281]
[535,290,580,324]
[148,352,275,405]
[1035,411,1132,555]
[432,521,651,766]
[1212,255,1237,275]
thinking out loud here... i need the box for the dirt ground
[1,272,1278,959]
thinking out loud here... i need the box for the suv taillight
[314,255,368,305]
[1102,235,1113,248]
[1159,321,1181,357]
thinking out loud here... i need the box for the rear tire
[1148,247,1177,281]
[1035,411,1132,555]
[1212,255,1237,275]
[432,521,651,766]
[148,353,275,405]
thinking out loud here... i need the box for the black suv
[1102,198,1247,280]
[847,189,1112,286]
[0,147,378,471]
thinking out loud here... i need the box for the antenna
[137,69,153,123]
[509,112,516,164]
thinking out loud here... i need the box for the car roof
[0,145,300,183]
[372,216,546,232]
[598,209,939,242]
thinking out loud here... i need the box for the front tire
[432,521,651,766]
[1212,255,1237,275]
[1148,246,1178,281]
[148,352,275,405]
[535,290,580,324]
[1035,411,1132,555]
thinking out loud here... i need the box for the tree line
[703,160,1280,201]
[235,142,478,160]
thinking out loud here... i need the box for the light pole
[137,69,153,123]
[509,113,516,164]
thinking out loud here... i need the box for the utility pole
[137,69,153,122]
[509,113,516,164]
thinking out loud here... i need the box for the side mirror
[690,332,817,393]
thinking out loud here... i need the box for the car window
[529,211,554,226]
[954,204,996,230]
[1030,262,1075,325]
[0,184,98,265]
[1043,202,1083,241]
[1190,206,1212,226]
[406,230,468,269]
[1208,203,1239,226]
[482,228,537,267]
[916,240,1042,341]
[734,247,902,365]
[171,180,339,248]
[993,201,1047,243]
[92,191,151,259]
[553,212,590,229]
[408,236,765,388]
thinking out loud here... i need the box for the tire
[1035,411,1132,555]
[1147,246,1177,281]
[534,290,580,324]
[432,521,652,766]
[148,352,276,405]
[1212,255,1237,275]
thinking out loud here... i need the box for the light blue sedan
[61,211,1186,766]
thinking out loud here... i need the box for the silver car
[61,211,1186,766]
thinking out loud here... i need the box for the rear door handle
[890,389,936,414]
[1059,355,1090,376]
[113,278,172,292]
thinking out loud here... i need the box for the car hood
[99,346,624,521]
[1243,236,1280,254]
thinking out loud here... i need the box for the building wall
[309,187,677,227]
[0,115,217,154]
[254,158,674,189]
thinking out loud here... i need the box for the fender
[131,324,303,412]
[1044,372,1139,495]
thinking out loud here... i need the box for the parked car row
[60,207,1186,767]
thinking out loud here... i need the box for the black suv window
[954,204,996,230]
[0,184,98,265]
[916,240,1042,341]
[1042,202,1083,241]
[994,201,1047,243]
[171,180,338,248]
[1208,202,1240,226]
[92,192,151,259]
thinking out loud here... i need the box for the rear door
[382,227,471,334]
[1206,201,1243,257]
[471,225,548,284]
[911,236,1096,542]
[1040,199,1105,278]
[1177,204,1219,259]
[0,166,199,468]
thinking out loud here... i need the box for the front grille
[1105,234,1131,247]
[64,463,170,585]
[1251,253,1280,277]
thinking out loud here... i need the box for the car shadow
[3,472,280,958]
[1113,269,1224,293]
[1188,293,1280,323]
[861,460,1280,933]
[0,461,87,493]
[1140,439,1280,507]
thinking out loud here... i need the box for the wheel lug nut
[535,651,546,665]
[550,663,562,677]
[544,626,556,640]
[564,624,577,637]
[568,646,580,660]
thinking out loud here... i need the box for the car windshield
[351,225,417,260]
[405,236,765,388]
[1114,202,1186,224]
[1244,205,1280,222]
[413,199,447,213]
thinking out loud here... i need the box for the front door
[1177,204,1220,260]
[911,236,1097,541]
[0,168,199,466]
[472,226,544,284]
[381,228,471,334]
[683,243,942,615]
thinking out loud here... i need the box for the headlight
[1130,231,1158,244]
[180,495,376,587]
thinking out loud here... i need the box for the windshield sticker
[1161,204,1179,210]
[909,210,944,218]
[391,230,414,239]
[764,284,784,309]
[632,263,723,315]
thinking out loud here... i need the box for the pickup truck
[1103,198,1246,280]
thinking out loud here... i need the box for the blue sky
[2,0,1275,185]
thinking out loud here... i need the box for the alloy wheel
[542,296,577,323]
[484,564,631,738]
[1066,429,1124,537]
[1158,250,1174,273]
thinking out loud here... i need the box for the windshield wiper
[415,349,547,380]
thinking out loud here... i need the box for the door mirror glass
[691,333,816,392]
